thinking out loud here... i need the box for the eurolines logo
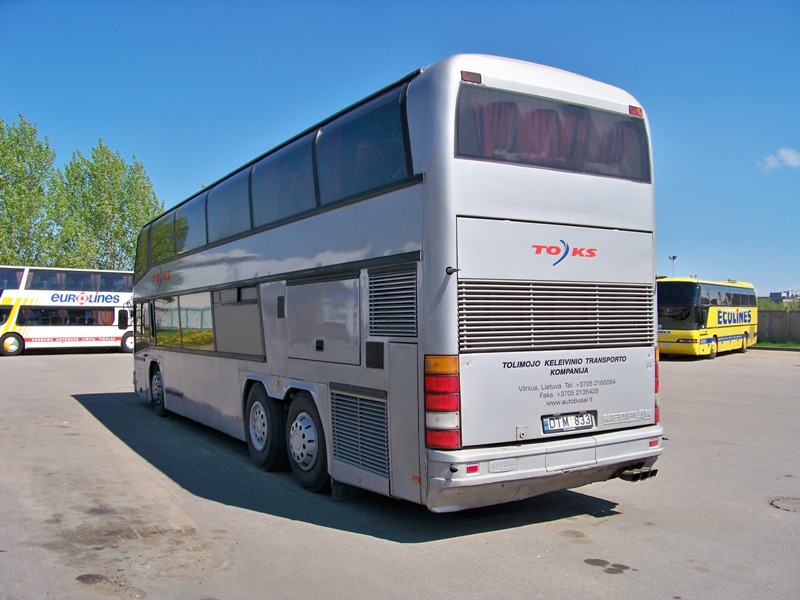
[50,292,121,305]
[532,240,597,266]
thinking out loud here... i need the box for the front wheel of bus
[121,332,134,353]
[151,366,168,417]
[0,333,24,357]
[740,333,748,353]
[707,337,718,360]
[245,384,288,471]
[286,392,330,493]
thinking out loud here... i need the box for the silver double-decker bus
[132,54,662,512]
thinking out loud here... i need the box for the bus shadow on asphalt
[75,392,621,543]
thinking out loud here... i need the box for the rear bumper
[424,424,663,512]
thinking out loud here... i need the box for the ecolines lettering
[717,309,752,325]
[50,293,121,305]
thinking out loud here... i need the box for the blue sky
[2,0,798,294]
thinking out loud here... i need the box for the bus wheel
[121,332,134,353]
[286,392,330,493]
[151,366,168,417]
[707,337,718,359]
[245,384,288,471]
[740,333,748,353]
[0,333,24,356]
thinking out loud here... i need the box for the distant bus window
[0,267,25,290]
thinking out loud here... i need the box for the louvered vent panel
[331,392,389,479]
[369,267,417,337]
[459,280,655,353]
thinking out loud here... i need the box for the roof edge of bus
[657,277,756,288]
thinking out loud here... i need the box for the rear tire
[245,384,288,471]
[740,333,748,353]
[0,333,24,356]
[286,392,330,493]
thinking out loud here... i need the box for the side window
[0,306,11,326]
[135,302,152,351]
[316,86,410,205]
[134,225,150,281]
[207,169,251,243]
[0,267,25,290]
[179,292,215,350]
[150,212,176,264]
[154,297,180,347]
[175,192,207,254]
[213,286,264,357]
[252,133,316,227]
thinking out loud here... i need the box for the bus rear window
[456,85,651,183]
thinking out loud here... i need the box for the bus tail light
[629,105,644,117]
[425,355,462,450]
[654,347,660,423]
[655,347,660,394]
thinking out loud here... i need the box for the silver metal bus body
[133,54,662,512]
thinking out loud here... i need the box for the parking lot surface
[1,349,798,599]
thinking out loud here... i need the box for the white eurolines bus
[132,54,663,512]
[0,265,133,356]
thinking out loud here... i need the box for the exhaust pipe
[618,467,658,482]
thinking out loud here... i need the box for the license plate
[542,412,595,434]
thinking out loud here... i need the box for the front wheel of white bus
[0,333,24,357]
[121,332,134,353]
[245,384,288,471]
[286,392,330,493]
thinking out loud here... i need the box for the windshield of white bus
[456,84,651,183]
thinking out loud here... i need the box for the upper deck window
[317,86,411,205]
[457,85,651,183]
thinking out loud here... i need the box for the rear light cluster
[654,347,661,423]
[424,355,462,450]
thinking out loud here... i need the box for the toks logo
[532,241,597,266]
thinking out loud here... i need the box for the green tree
[54,139,163,270]
[0,115,59,264]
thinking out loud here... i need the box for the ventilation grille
[331,392,389,479]
[368,267,417,337]
[458,280,655,353]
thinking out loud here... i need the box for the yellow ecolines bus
[657,278,757,358]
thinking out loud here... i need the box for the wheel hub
[249,403,268,451]
[289,412,318,471]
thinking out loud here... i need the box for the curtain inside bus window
[515,109,559,164]
[475,101,518,158]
